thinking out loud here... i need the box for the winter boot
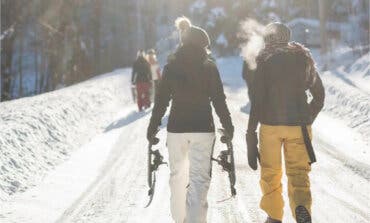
[264,216,282,223]
[295,206,311,223]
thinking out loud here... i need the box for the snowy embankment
[315,52,370,164]
[0,69,130,201]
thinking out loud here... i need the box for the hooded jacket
[248,42,325,131]
[148,45,233,134]
[131,56,151,84]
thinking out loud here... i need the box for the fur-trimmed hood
[257,42,317,87]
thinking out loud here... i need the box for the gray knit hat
[182,26,210,48]
[264,22,291,44]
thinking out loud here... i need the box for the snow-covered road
[59,84,370,223]
[1,57,369,223]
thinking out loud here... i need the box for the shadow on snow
[104,109,151,132]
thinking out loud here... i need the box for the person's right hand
[147,125,159,145]
[246,131,259,170]
[220,126,234,143]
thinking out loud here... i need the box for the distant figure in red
[132,50,152,111]
[147,49,161,97]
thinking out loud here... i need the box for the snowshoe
[295,205,311,223]
[145,135,166,207]
[211,129,236,199]
[264,217,282,223]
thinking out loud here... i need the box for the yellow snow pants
[259,124,312,221]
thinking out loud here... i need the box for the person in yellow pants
[259,125,312,221]
[245,22,325,223]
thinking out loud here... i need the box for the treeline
[0,0,170,101]
[1,0,100,101]
[1,0,369,101]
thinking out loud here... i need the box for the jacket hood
[257,41,317,87]
[257,42,310,63]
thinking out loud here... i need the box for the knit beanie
[264,22,291,45]
[182,25,210,48]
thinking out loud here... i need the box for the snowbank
[310,50,370,146]
[0,69,131,201]
[320,72,370,145]
[347,52,370,78]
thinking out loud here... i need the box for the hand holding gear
[147,125,159,145]
[246,131,259,170]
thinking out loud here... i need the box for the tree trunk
[1,0,17,101]
[319,0,328,70]
[18,30,24,97]
[39,47,46,93]
[93,0,102,75]
[34,39,39,94]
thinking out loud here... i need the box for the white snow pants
[167,132,215,223]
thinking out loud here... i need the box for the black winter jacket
[131,56,151,84]
[248,45,325,131]
[242,61,255,100]
[148,45,233,134]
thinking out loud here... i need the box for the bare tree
[92,0,102,74]
[1,0,19,101]
[17,26,24,97]
[33,28,39,94]
[319,0,328,69]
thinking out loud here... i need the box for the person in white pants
[147,17,233,223]
[167,132,215,223]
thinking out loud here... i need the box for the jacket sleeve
[309,72,325,122]
[247,64,264,132]
[243,63,256,100]
[148,65,171,130]
[242,61,248,81]
[209,64,234,133]
[131,63,136,84]
[146,62,152,81]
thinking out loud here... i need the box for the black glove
[221,126,234,143]
[246,130,259,170]
[147,125,159,145]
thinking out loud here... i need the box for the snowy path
[1,58,370,222]
[58,88,370,223]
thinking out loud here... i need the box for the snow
[189,0,206,14]
[1,50,370,222]
[206,7,227,28]
[310,49,370,145]
[287,18,350,32]
[261,0,278,9]
[210,7,226,18]
[267,12,281,22]
[344,52,370,92]
[348,52,370,77]
[216,33,228,48]
[0,69,129,201]
[0,26,15,41]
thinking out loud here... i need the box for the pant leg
[154,80,160,96]
[136,82,144,110]
[283,126,312,219]
[144,82,151,108]
[259,124,284,220]
[186,133,215,223]
[167,133,189,223]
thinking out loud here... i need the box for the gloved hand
[147,125,159,145]
[221,126,234,143]
[246,130,259,170]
